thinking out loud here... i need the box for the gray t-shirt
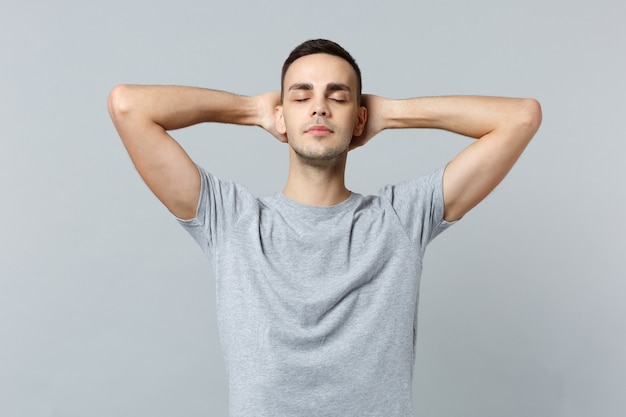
[178,165,455,417]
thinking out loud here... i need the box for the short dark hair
[281,39,362,104]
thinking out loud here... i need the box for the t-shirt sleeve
[379,165,457,251]
[175,165,255,257]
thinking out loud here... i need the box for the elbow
[107,84,134,121]
[521,98,542,137]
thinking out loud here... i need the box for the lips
[306,125,333,135]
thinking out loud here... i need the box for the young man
[108,39,541,416]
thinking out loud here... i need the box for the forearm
[108,84,260,131]
[381,95,541,140]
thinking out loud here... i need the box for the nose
[310,97,329,117]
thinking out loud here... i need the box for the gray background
[2,0,624,416]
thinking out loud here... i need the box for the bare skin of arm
[352,95,542,221]
[109,85,540,223]
[107,85,283,220]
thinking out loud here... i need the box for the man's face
[276,53,366,165]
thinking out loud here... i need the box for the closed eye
[329,94,348,102]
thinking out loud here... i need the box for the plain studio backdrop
[1,1,624,416]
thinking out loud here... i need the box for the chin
[293,146,348,164]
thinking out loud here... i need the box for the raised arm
[354,95,542,221]
[107,85,283,220]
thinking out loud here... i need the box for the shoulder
[378,166,446,204]
[184,165,260,225]
[375,166,454,245]
[198,166,257,201]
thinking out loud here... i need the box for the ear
[352,105,367,137]
[275,105,287,136]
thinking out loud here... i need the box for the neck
[282,152,350,207]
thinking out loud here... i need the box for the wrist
[382,98,427,130]
[252,91,281,130]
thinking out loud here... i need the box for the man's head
[275,39,367,166]
[281,39,362,105]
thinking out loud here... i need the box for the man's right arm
[107,85,282,220]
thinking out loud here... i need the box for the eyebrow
[287,83,352,93]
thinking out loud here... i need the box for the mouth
[306,125,333,136]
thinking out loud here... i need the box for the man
[108,39,541,416]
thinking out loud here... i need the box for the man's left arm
[354,95,542,221]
